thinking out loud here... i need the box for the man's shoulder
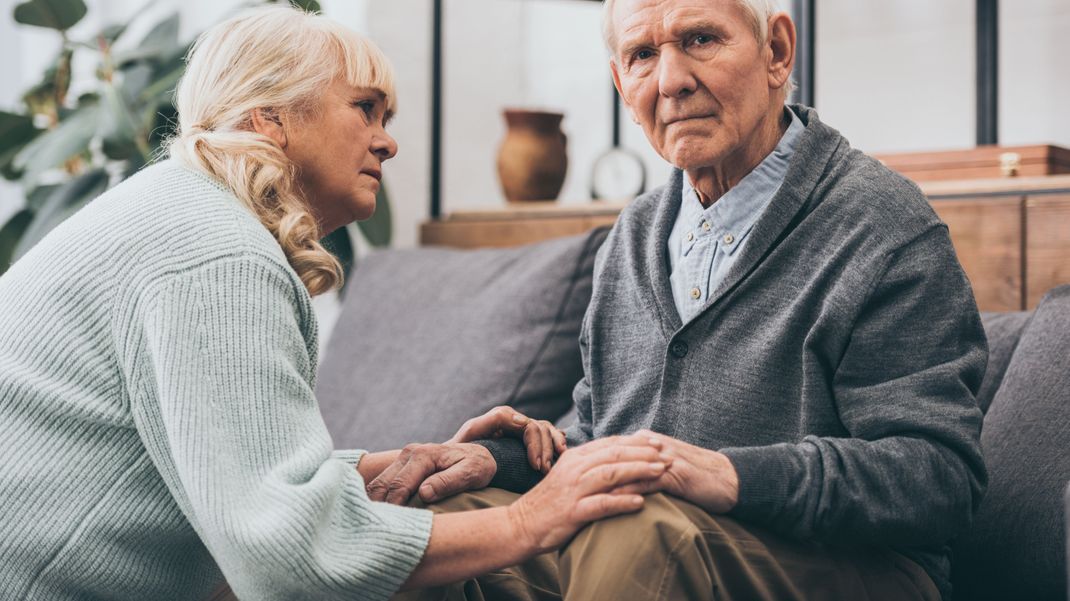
[618,182,668,227]
[816,146,945,246]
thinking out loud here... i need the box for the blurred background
[2,0,1068,246]
[1,0,1068,338]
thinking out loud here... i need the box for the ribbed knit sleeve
[123,253,431,601]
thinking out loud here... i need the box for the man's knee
[567,492,703,557]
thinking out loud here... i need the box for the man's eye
[633,49,654,61]
[690,34,717,46]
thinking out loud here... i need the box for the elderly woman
[0,6,669,600]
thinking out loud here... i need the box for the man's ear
[766,13,796,91]
[250,108,287,148]
[609,59,640,124]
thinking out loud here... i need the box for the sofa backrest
[975,311,1032,414]
[952,285,1070,601]
[316,227,608,451]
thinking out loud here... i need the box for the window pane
[999,0,1070,148]
[815,0,976,153]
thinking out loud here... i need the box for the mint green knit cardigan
[0,160,432,600]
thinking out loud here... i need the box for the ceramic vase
[497,109,568,202]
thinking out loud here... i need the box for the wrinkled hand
[367,443,496,505]
[507,433,673,554]
[613,430,739,514]
[449,406,567,474]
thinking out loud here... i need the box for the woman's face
[284,79,397,235]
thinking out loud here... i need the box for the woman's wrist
[403,505,538,590]
[504,498,543,556]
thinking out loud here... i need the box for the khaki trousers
[394,488,940,601]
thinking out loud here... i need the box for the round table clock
[590,146,646,201]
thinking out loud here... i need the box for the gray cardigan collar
[644,105,847,338]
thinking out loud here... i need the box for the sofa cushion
[316,227,609,452]
[976,311,1033,413]
[951,285,1070,600]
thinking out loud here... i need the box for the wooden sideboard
[420,175,1070,312]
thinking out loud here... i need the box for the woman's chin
[353,203,376,222]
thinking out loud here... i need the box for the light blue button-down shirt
[667,109,805,324]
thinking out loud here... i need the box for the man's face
[610,0,776,171]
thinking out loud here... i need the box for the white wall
[815,0,977,153]
[999,0,1070,147]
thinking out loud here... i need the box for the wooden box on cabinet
[874,145,1070,183]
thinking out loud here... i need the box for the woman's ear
[250,108,288,148]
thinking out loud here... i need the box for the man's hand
[616,430,739,513]
[366,443,496,505]
[449,406,567,474]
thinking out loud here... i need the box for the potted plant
[0,0,388,277]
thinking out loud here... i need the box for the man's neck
[687,107,790,208]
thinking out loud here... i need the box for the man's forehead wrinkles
[618,4,725,43]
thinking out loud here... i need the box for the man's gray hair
[602,0,795,95]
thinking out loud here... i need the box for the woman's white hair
[602,0,796,96]
[168,5,396,295]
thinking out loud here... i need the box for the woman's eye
[354,101,375,118]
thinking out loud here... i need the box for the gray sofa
[316,227,1070,600]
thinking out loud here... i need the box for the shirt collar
[680,108,804,255]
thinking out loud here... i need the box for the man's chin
[664,137,727,172]
[670,151,724,173]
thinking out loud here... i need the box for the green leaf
[356,181,392,247]
[98,22,127,44]
[25,184,61,211]
[321,225,354,277]
[0,209,34,275]
[118,63,155,106]
[115,13,179,66]
[0,111,41,180]
[12,101,99,186]
[99,82,140,160]
[13,168,109,260]
[13,0,87,31]
[289,0,321,12]
[137,47,187,104]
[21,48,72,115]
[138,12,179,53]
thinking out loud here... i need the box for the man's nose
[657,47,697,99]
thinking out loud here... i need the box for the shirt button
[686,232,695,242]
[702,222,711,232]
[689,287,701,300]
[670,340,689,358]
[723,233,735,245]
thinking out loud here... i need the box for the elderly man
[385,0,987,599]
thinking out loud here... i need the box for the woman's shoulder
[97,159,294,276]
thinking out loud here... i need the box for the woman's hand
[506,433,672,554]
[448,406,567,474]
[399,433,671,590]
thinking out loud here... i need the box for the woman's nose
[373,131,398,161]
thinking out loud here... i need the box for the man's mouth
[362,169,382,182]
[665,114,715,126]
